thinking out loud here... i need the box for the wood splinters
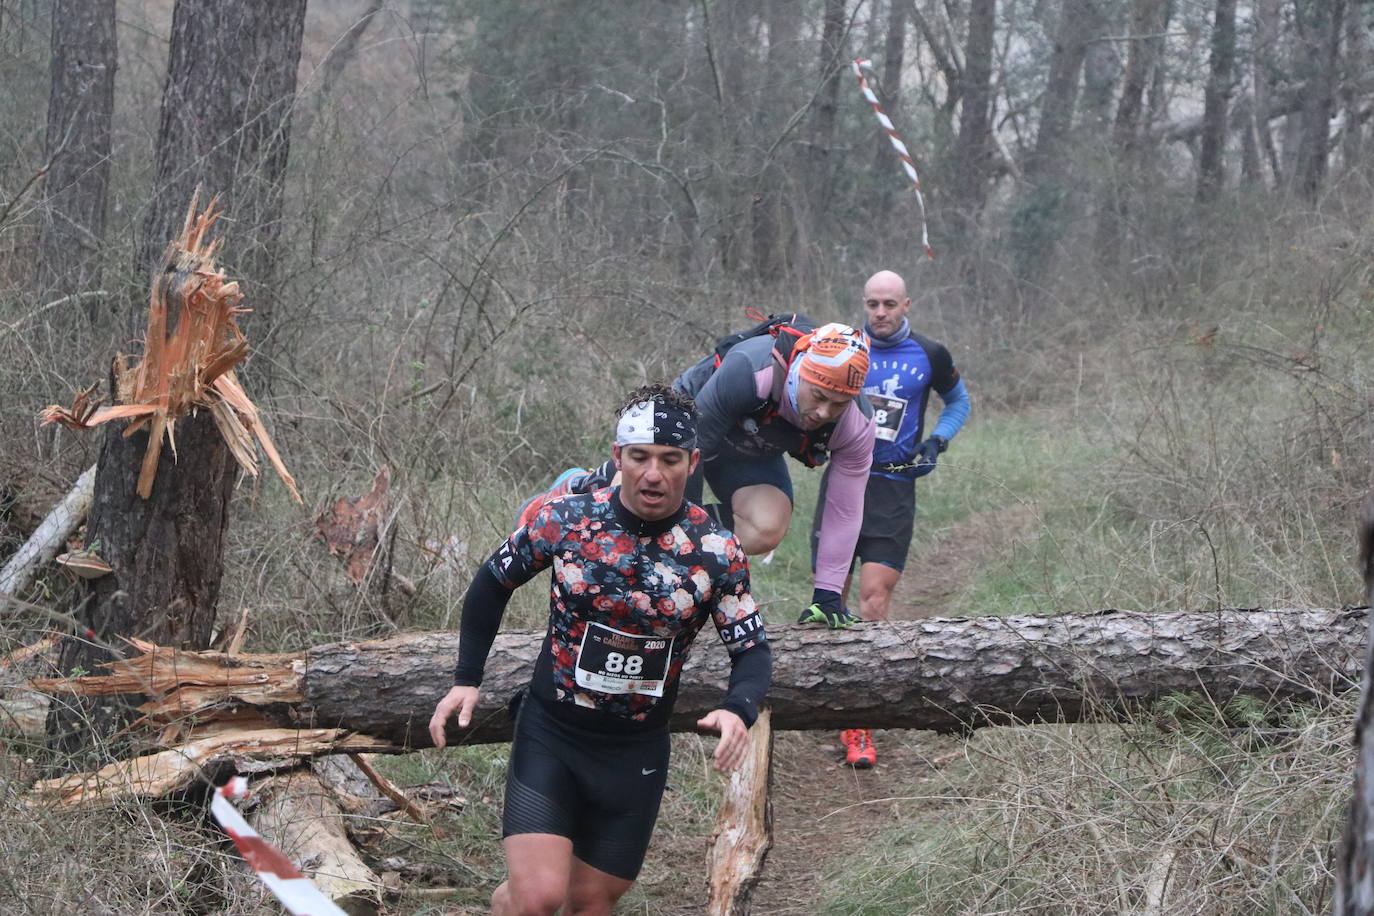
[35,191,302,503]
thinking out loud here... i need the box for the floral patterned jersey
[486,486,766,731]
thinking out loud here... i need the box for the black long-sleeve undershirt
[451,563,772,727]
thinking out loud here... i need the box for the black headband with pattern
[616,399,697,450]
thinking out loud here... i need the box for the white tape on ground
[211,777,348,916]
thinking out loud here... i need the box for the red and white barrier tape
[851,58,934,257]
[211,777,348,916]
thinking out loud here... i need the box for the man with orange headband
[671,321,876,628]
[517,322,875,627]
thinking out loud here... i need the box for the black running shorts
[812,471,916,572]
[503,693,671,880]
[688,449,794,508]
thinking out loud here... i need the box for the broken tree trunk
[707,708,773,916]
[42,197,301,759]
[249,769,383,914]
[34,608,1366,748]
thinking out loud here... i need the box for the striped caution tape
[211,777,348,916]
[851,58,934,258]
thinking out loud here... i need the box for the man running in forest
[816,269,971,767]
[519,321,877,630]
[430,384,771,916]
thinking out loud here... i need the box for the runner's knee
[499,875,566,915]
[564,887,623,916]
[731,505,790,554]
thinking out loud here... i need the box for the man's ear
[688,448,701,475]
[612,444,623,470]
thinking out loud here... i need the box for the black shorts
[812,471,915,572]
[503,693,671,880]
[688,449,794,507]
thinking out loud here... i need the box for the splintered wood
[31,637,304,727]
[707,709,774,916]
[29,728,394,805]
[38,192,301,502]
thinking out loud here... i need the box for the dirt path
[637,505,1038,914]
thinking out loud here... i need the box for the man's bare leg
[492,834,575,916]
[857,561,902,621]
[564,857,636,916]
[727,484,793,555]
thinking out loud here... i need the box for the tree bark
[707,708,773,916]
[139,0,308,338]
[1028,0,1097,181]
[950,0,995,234]
[1292,0,1345,199]
[48,410,241,758]
[1096,0,1168,266]
[49,0,308,762]
[35,0,115,305]
[1252,0,1283,185]
[1340,4,1367,170]
[872,0,908,184]
[1196,0,1238,203]
[40,608,1368,748]
[249,770,383,913]
[803,0,848,234]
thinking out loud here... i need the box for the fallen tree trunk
[249,769,383,914]
[0,463,96,598]
[34,608,1366,747]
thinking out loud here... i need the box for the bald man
[812,270,971,767]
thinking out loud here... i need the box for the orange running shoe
[842,728,876,768]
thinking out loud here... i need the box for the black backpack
[711,309,815,372]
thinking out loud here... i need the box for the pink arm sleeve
[813,406,876,593]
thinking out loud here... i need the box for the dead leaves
[314,466,391,586]
[38,192,301,503]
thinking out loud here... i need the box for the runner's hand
[912,435,947,478]
[797,588,860,628]
[697,709,749,772]
[429,685,480,748]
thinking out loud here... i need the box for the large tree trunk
[48,409,241,759]
[1196,0,1237,203]
[1017,0,1101,284]
[799,0,848,263]
[39,609,1366,749]
[1340,7,1367,170]
[870,0,908,219]
[1292,0,1345,199]
[1252,0,1284,185]
[1096,0,1168,266]
[50,1,307,760]
[35,0,115,306]
[139,0,308,338]
[950,0,996,235]
[1028,0,1096,181]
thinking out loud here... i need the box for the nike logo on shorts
[642,768,657,775]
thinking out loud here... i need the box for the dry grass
[818,695,1352,915]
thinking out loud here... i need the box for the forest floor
[623,505,1037,915]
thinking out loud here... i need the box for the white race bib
[867,392,908,443]
[575,622,674,697]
